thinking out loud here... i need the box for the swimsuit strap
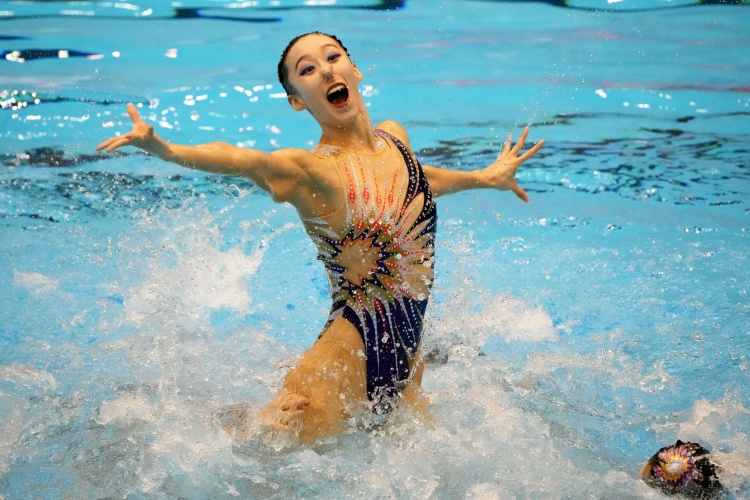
[375,128,431,205]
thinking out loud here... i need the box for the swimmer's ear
[353,62,363,83]
[287,94,307,112]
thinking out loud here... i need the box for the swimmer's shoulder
[270,146,343,195]
[271,146,341,169]
[375,120,412,149]
[267,147,339,183]
[263,148,340,207]
[269,147,319,169]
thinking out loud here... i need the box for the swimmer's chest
[304,146,416,230]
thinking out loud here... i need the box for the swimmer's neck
[318,110,381,154]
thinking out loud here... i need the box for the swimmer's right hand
[96,103,166,156]
[258,392,309,434]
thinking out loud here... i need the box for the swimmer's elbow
[269,188,289,204]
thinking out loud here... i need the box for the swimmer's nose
[321,65,334,79]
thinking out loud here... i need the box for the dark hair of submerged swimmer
[641,440,725,498]
[277,31,351,95]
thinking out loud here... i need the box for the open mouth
[326,84,349,106]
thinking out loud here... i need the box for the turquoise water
[2,0,749,498]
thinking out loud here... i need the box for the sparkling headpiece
[642,440,723,498]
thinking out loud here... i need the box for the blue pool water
[1,0,749,498]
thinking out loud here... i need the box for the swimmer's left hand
[483,127,544,202]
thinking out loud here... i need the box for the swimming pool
[1,0,749,497]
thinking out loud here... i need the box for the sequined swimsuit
[301,129,436,409]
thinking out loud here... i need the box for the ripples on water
[2,121,748,498]
[2,114,748,224]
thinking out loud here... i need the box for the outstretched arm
[423,127,544,200]
[96,103,310,201]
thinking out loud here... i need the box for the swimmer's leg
[229,318,368,445]
[400,348,431,419]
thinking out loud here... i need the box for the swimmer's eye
[298,53,341,76]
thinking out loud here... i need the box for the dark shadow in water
[0,165,258,227]
[2,111,748,231]
[415,113,749,208]
[474,0,749,12]
[0,0,405,24]
[1,48,101,62]
[1,90,143,110]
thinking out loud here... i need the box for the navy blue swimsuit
[302,130,436,410]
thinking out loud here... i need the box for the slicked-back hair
[277,32,351,96]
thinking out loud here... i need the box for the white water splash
[115,206,289,329]
[651,392,750,495]
[12,270,60,296]
[0,364,59,474]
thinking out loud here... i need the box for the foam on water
[11,271,61,297]
[649,393,750,493]
[3,171,745,497]
[116,209,267,325]
[2,196,747,497]
[1,339,746,500]
[2,147,747,498]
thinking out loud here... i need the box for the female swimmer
[97,32,544,444]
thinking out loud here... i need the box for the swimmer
[641,440,724,498]
[97,32,544,444]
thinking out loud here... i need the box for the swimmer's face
[283,34,364,125]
